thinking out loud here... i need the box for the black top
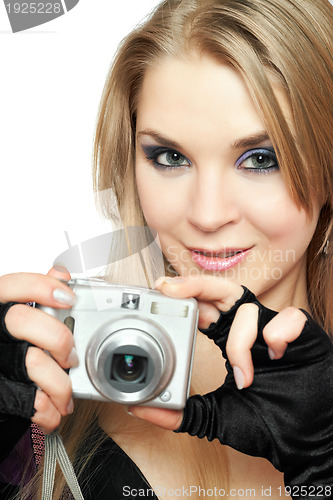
[79,431,157,500]
[0,424,157,500]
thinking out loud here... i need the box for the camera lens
[112,354,147,383]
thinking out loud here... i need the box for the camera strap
[42,431,84,500]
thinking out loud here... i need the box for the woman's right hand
[0,267,77,433]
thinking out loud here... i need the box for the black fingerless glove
[0,302,36,464]
[176,288,333,496]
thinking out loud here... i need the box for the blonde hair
[94,0,333,328]
[27,0,333,497]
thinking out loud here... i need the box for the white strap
[42,432,85,500]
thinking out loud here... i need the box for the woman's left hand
[155,275,307,389]
[129,274,307,427]
[129,277,333,491]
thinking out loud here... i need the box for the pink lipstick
[190,248,251,271]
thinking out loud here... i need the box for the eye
[235,148,279,173]
[156,150,189,167]
[141,145,191,170]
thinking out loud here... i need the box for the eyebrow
[137,129,271,151]
[137,130,182,150]
[231,132,271,149]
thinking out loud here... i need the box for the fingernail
[233,366,245,390]
[53,288,76,306]
[154,276,185,288]
[127,406,137,418]
[268,348,276,360]
[67,347,79,367]
[67,398,74,414]
[54,263,69,273]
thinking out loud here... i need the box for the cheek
[249,188,317,253]
[136,167,186,230]
[136,182,160,226]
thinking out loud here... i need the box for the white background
[0,0,159,276]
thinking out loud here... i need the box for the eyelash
[143,146,191,171]
[235,148,279,174]
[142,145,278,174]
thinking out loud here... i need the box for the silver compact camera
[39,278,198,409]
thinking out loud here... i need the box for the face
[135,55,320,309]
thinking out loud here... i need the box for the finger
[197,301,220,329]
[0,273,75,308]
[26,347,73,417]
[128,406,183,431]
[47,265,71,282]
[32,390,62,434]
[5,304,78,369]
[263,307,307,360]
[226,303,259,389]
[155,275,243,310]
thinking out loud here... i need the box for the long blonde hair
[28,0,333,497]
[94,0,333,329]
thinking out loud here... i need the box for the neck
[257,254,309,313]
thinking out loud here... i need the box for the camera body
[39,278,198,409]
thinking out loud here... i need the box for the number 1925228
[278,485,332,497]
[5,3,62,14]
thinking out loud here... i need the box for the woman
[0,0,332,498]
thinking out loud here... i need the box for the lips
[192,249,243,258]
[189,247,252,271]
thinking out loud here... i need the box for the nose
[187,167,241,232]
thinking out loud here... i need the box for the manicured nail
[67,347,79,367]
[154,276,185,288]
[233,366,245,390]
[67,398,74,414]
[268,348,276,360]
[54,263,69,273]
[53,288,76,306]
[127,406,137,418]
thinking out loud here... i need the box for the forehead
[136,55,268,150]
